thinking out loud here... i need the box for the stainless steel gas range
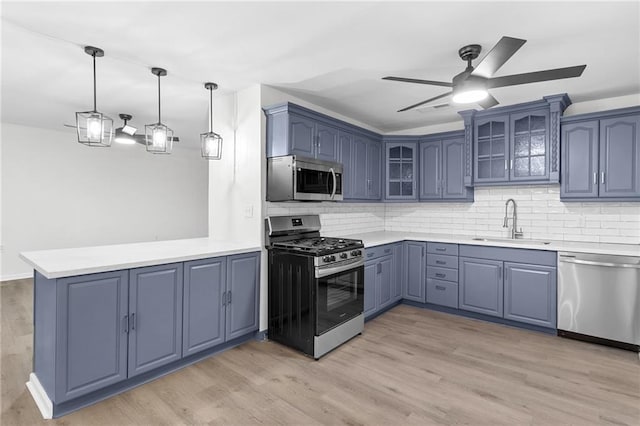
[265,215,364,359]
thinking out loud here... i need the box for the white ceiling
[2,1,639,147]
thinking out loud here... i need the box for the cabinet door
[352,136,369,199]
[56,271,128,402]
[459,257,503,317]
[377,255,394,310]
[474,116,509,183]
[183,258,226,357]
[442,137,470,199]
[392,243,403,302]
[386,142,417,200]
[510,109,550,181]
[599,115,640,198]
[367,140,382,199]
[504,263,556,329]
[364,261,377,317]
[128,263,183,377]
[419,140,441,199]
[289,114,316,157]
[403,241,426,303]
[226,252,260,340]
[339,131,354,199]
[560,121,599,199]
[316,123,339,162]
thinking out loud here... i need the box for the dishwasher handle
[559,257,640,269]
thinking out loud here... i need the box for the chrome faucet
[503,198,524,239]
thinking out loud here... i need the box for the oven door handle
[315,258,364,279]
[329,167,337,200]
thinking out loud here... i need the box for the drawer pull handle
[435,273,446,278]
[435,260,446,265]
[436,248,446,252]
[435,285,446,291]
[384,248,391,253]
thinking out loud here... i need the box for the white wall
[0,123,209,280]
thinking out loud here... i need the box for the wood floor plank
[1,278,638,425]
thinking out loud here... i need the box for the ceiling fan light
[452,89,488,104]
[114,127,137,145]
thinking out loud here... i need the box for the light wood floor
[2,278,639,425]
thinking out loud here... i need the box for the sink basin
[471,237,552,246]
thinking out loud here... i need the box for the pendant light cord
[92,52,97,112]
[209,87,213,132]
[157,74,162,123]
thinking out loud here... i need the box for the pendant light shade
[200,82,223,160]
[145,67,173,154]
[76,46,113,147]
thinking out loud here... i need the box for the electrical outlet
[244,205,254,218]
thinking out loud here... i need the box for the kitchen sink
[471,237,552,245]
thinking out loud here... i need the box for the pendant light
[75,46,113,147]
[145,67,173,154]
[200,82,223,160]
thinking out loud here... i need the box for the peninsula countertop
[20,238,262,279]
[341,231,640,257]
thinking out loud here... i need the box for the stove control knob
[323,256,332,262]
[351,250,362,256]
[340,253,348,259]
[331,255,336,261]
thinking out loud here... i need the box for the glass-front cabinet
[510,109,550,181]
[474,116,509,183]
[385,142,417,200]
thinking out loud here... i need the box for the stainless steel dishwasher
[558,252,640,353]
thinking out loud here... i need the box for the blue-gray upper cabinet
[474,115,509,184]
[56,270,129,403]
[561,110,640,200]
[504,262,556,329]
[183,257,226,357]
[403,241,426,303]
[264,104,339,162]
[385,142,417,200]
[338,131,354,199]
[560,120,599,198]
[128,263,183,378]
[510,109,550,181]
[226,252,260,340]
[467,94,570,186]
[459,257,503,317]
[420,134,473,201]
[352,136,382,200]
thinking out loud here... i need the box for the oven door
[315,258,364,335]
[294,160,343,201]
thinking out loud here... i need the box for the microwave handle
[329,168,337,200]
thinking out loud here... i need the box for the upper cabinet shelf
[459,94,571,187]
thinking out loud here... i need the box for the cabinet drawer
[427,254,458,269]
[426,279,458,308]
[427,266,458,283]
[427,242,459,256]
[366,244,394,260]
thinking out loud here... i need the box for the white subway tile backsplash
[267,185,639,244]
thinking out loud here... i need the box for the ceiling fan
[383,36,587,112]
[65,113,180,145]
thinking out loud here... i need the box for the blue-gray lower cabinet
[183,258,226,357]
[504,262,556,328]
[363,261,377,317]
[364,243,402,318]
[226,252,260,340]
[459,257,503,317]
[403,241,426,303]
[377,255,394,310]
[391,243,403,302]
[128,263,183,378]
[55,271,129,403]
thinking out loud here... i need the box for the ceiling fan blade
[383,76,453,88]
[471,36,527,78]
[397,91,453,112]
[477,93,499,109]
[487,65,587,88]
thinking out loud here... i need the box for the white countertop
[20,238,262,279]
[342,231,640,257]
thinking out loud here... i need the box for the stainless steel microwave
[267,155,343,201]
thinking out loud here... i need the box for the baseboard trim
[26,373,53,419]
